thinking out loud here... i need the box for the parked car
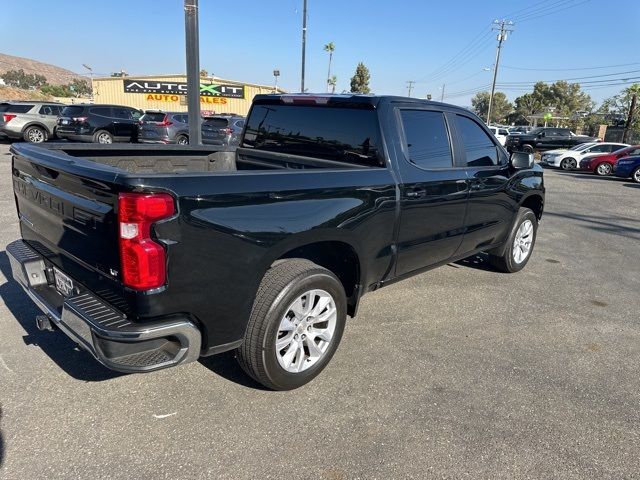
[138,111,190,145]
[8,94,544,390]
[0,101,64,143]
[613,155,640,183]
[202,115,245,146]
[488,126,509,146]
[505,127,599,154]
[578,145,640,176]
[540,142,628,170]
[56,104,142,143]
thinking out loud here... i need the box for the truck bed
[35,143,370,174]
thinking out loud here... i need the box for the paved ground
[0,141,638,479]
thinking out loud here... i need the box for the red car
[579,145,640,176]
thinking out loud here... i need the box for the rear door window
[141,112,167,123]
[61,106,85,117]
[243,104,384,167]
[206,118,230,128]
[456,115,499,167]
[90,107,113,117]
[399,110,453,169]
[113,107,136,120]
[39,105,62,116]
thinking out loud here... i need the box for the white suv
[540,142,629,170]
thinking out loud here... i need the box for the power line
[515,0,592,23]
[502,63,640,72]
[511,0,579,21]
[499,72,640,86]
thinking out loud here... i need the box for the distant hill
[0,53,87,85]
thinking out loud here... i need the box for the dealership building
[91,74,283,116]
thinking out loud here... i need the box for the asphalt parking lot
[0,142,638,479]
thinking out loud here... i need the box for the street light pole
[184,0,202,145]
[300,0,307,92]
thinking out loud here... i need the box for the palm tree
[328,75,337,94]
[324,42,335,93]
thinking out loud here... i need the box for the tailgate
[11,144,122,294]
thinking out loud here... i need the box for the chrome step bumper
[7,239,201,373]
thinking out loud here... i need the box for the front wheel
[595,162,612,176]
[488,207,538,273]
[632,167,640,184]
[236,259,347,390]
[561,157,577,170]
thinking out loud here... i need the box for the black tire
[560,157,576,170]
[93,130,113,144]
[176,134,189,145]
[632,167,640,184]
[522,144,534,154]
[23,125,47,143]
[594,162,612,176]
[488,207,538,273]
[236,259,347,390]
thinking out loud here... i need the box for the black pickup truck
[505,127,598,153]
[8,94,544,390]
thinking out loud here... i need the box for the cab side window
[400,110,453,169]
[456,115,499,167]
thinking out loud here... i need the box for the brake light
[222,128,233,135]
[118,192,175,290]
[158,114,173,126]
[2,114,16,123]
[73,116,88,123]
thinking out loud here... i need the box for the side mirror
[511,151,534,169]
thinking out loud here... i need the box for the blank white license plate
[54,268,74,296]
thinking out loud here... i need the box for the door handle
[470,182,482,191]
[406,188,426,198]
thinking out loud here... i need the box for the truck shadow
[199,352,270,391]
[0,251,121,382]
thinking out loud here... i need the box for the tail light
[118,192,175,290]
[222,127,233,135]
[73,116,88,123]
[2,114,16,123]
[158,114,173,126]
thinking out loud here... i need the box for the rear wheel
[561,157,577,170]
[236,259,347,390]
[488,207,538,273]
[632,167,640,184]
[522,144,534,154]
[23,126,47,143]
[595,162,612,176]
[176,135,188,145]
[94,130,113,144]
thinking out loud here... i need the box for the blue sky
[1,0,639,106]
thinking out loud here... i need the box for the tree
[323,42,335,93]
[1,69,47,89]
[328,75,337,94]
[69,78,92,96]
[350,62,370,94]
[510,81,593,127]
[600,83,640,128]
[471,91,512,123]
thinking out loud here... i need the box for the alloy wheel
[98,133,112,144]
[275,289,337,373]
[596,163,612,176]
[28,128,45,143]
[512,219,534,264]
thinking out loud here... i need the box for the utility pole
[300,0,307,93]
[487,19,513,125]
[623,93,637,143]
[440,83,445,102]
[406,80,415,98]
[184,0,202,145]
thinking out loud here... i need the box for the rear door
[393,107,469,276]
[202,117,230,145]
[112,107,141,140]
[452,113,515,254]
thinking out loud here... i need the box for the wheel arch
[22,122,52,136]
[520,193,544,220]
[270,239,362,317]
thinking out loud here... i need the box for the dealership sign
[123,80,244,99]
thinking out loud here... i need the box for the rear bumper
[7,239,201,373]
